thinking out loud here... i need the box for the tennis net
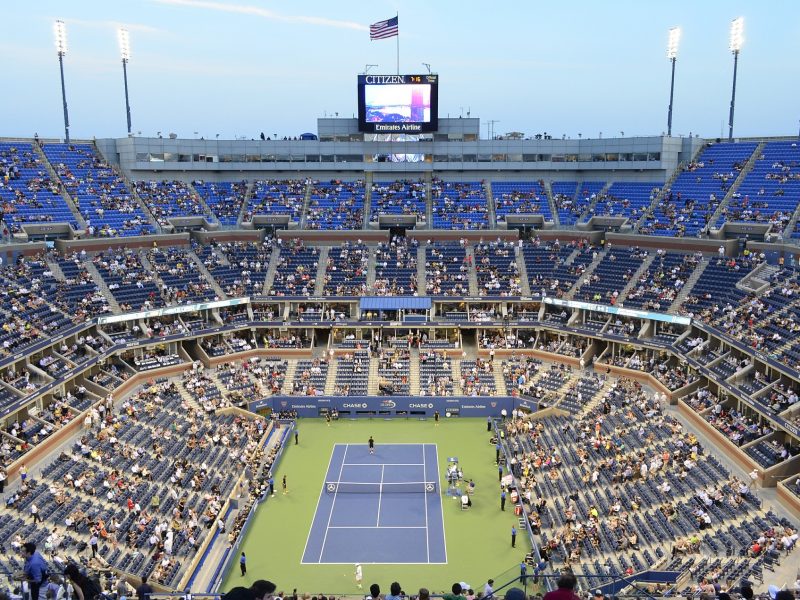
[324,481,438,494]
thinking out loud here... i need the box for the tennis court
[301,442,446,564]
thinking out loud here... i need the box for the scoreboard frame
[357,74,439,134]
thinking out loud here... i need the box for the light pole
[118,27,133,135]
[54,20,70,143]
[666,27,681,137]
[728,17,744,140]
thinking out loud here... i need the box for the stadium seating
[552,181,605,225]
[0,142,79,232]
[133,180,209,226]
[425,242,469,295]
[246,179,306,224]
[370,180,427,224]
[42,143,156,236]
[270,242,319,296]
[307,180,365,229]
[474,240,521,296]
[594,182,661,222]
[148,246,216,304]
[374,237,419,295]
[197,240,272,297]
[492,181,552,223]
[724,141,800,233]
[652,143,758,236]
[192,180,248,226]
[323,243,369,296]
[431,179,488,229]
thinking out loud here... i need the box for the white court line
[432,443,448,564]
[376,464,385,527]
[301,561,448,565]
[317,443,349,563]
[300,441,339,563]
[327,525,428,529]
[423,443,430,563]
[343,463,425,467]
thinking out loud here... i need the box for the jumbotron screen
[357,74,439,133]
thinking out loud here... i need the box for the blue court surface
[301,443,447,564]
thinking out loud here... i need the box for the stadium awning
[360,297,432,311]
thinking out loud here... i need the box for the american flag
[370,16,398,40]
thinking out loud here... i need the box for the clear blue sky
[2,0,799,140]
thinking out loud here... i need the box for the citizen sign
[365,75,407,84]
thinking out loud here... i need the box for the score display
[357,74,439,133]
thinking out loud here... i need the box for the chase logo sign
[342,403,369,409]
[409,403,434,409]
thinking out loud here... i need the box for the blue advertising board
[250,395,527,418]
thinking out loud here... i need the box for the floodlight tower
[118,27,133,135]
[54,20,70,143]
[728,17,744,140]
[666,27,681,137]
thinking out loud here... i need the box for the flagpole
[396,12,399,74]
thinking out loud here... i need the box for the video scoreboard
[357,74,439,133]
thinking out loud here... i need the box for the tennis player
[368,436,375,455]
[354,563,363,589]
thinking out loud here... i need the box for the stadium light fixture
[422,62,431,74]
[54,20,70,143]
[666,26,680,60]
[728,17,744,140]
[666,27,681,136]
[118,27,133,135]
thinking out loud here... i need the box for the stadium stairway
[323,358,338,395]
[451,359,464,395]
[189,250,227,299]
[616,252,657,304]
[44,254,67,281]
[636,147,701,231]
[736,262,777,294]
[313,247,330,296]
[362,171,374,228]
[236,181,256,226]
[579,181,612,223]
[669,256,709,311]
[781,200,800,240]
[425,175,434,228]
[416,244,427,292]
[515,243,533,296]
[281,361,298,394]
[484,180,497,228]
[544,181,560,227]
[365,246,377,291]
[709,141,766,228]
[368,360,380,395]
[298,180,313,229]
[120,169,162,233]
[566,248,607,300]
[465,245,480,295]
[492,363,508,395]
[32,142,88,230]
[84,259,122,313]
[409,348,421,395]
[186,181,218,225]
[262,247,281,295]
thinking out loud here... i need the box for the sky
[2,0,800,141]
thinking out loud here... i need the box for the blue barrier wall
[249,395,539,418]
